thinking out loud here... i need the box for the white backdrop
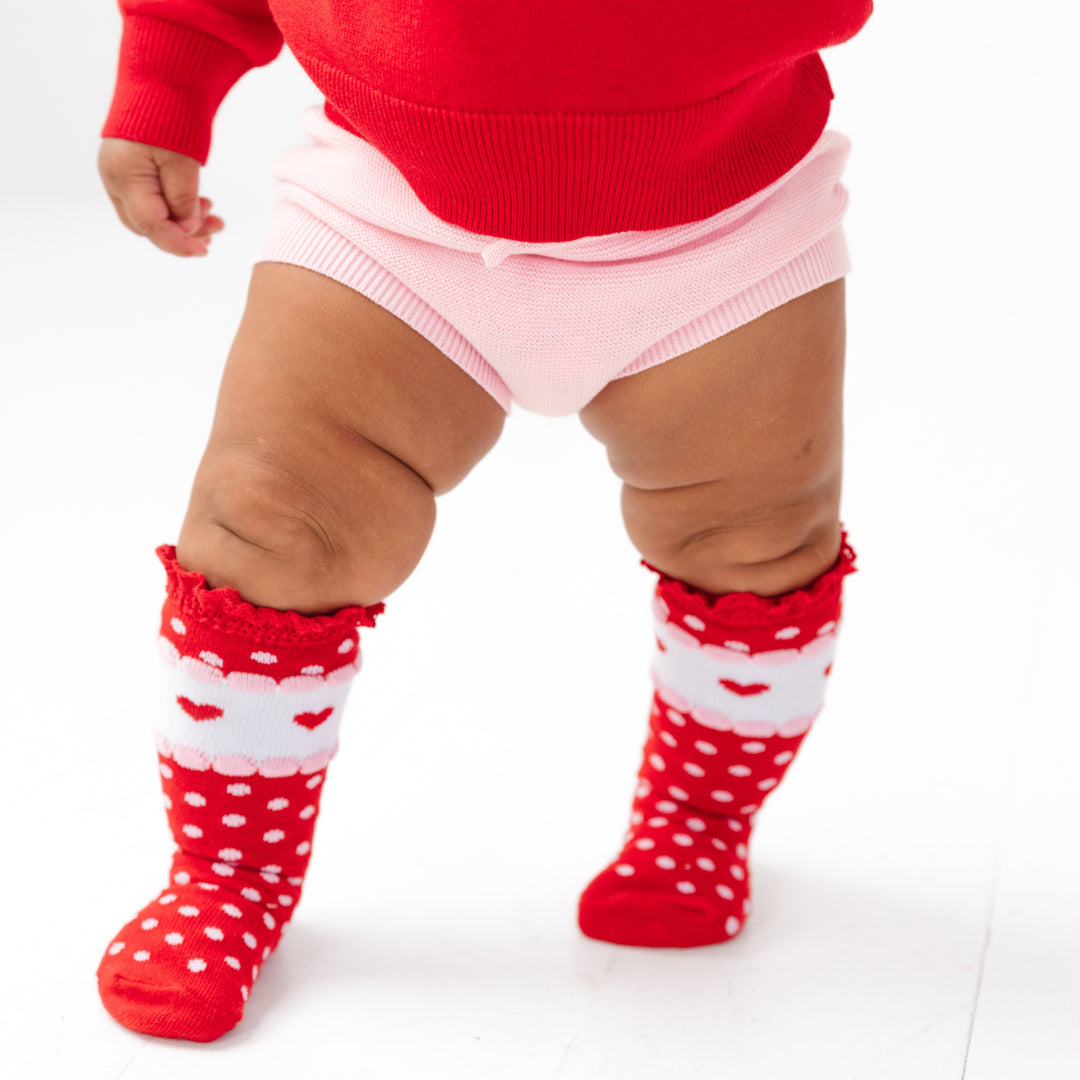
[1,4,1078,1078]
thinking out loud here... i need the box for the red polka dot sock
[578,537,856,948]
[97,545,382,1042]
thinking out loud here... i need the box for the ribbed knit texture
[97,546,381,1042]
[255,106,852,415]
[102,0,874,240]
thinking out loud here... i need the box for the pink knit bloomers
[256,104,854,416]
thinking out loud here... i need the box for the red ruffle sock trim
[578,538,855,948]
[97,546,382,1041]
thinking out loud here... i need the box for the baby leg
[97,263,505,1039]
[577,278,854,946]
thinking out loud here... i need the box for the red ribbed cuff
[101,15,257,163]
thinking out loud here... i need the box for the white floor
[3,6,1080,1077]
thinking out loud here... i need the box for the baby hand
[98,138,225,257]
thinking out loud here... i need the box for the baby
[95,0,871,1043]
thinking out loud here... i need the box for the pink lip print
[177,696,224,722]
[718,679,770,697]
[293,707,333,730]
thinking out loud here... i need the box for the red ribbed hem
[318,54,834,242]
[101,15,267,163]
[156,545,383,642]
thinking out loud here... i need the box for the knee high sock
[97,546,382,1042]
[578,538,856,948]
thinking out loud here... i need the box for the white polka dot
[659,730,678,748]
[673,833,694,847]
[817,620,836,636]
[260,871,281,884]
[205,926,225,941]
[222,904,242,918]
[212,862,236,877]
[263,912,276,930]
[667,786,689,800]
[711,837,729,851]
[656,800,679,813]
[655,855,677,869]
[225,956,241,970]
[757,778,778,791]
[243,932,257,949]
[250,651,278,664]
[685,818,706,832]
[182,824,203,838]
[725,916,741,936]
[162,793,172,810]
[664,709,686,727]
[159,894,177,905]
[164,932,183,945]
[227,783,252,796]
[159,763,173,780]
[614,864,635,877]
[716,884,734,900]
[306,774,323,789]
[630,811,644,826]
[696,857,716,871]
[694,740,718,755]
[263,830,285,843]
[240,985,249,1001]
[241,888,261,903]
[736,843,747,859]
[726,820,744,832]
[337,638,355,654]
[188,958,207,973]
[295,841,311,856]
[218,848,243,862]
[221,814,245,828]
[711,790,734,803]
[184,792,207,807]
[682,614,706,631]
[199,650,224,667]
[728,764,752,777]
[287,877,302,887]
[170,617,186,636]
[278,895,294,906]
[740,804,759,815]
[634,837,655,850]
[261,865,283,874]
[252,964,260,981]
[647,816,669,827]
[648,753,666,771]
[774,751,795,766]
[683,762,706,777]
[178,905,199,917]
[108,942,125,955]
[267,798,289,811]
[635,781,652,799]
[141,918,158,930]
[730,865,746,881]
[133,950,150,962]
[723,640,750,652]
[197,883,219,891]
[676,881,696,894]
[740,741,766,754]
[774,626,801,640]
[262,946,271,960]
[301,665,324,675]
[173,871,191,885]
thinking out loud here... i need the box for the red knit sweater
[102,1,873,242]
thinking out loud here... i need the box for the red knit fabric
[578,552,854,948]
[97,550,379,1041]
[101,1,873,241]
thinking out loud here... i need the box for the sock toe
[97,968,241,1042]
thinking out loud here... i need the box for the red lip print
[293,707,333,730]
[177,696,224,722]
[718,679,770,697]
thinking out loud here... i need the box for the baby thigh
[579,279,846,597]
[176,263,505,613]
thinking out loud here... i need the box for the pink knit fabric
[256,105,853,416]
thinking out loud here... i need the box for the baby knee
[177,442,436,612]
